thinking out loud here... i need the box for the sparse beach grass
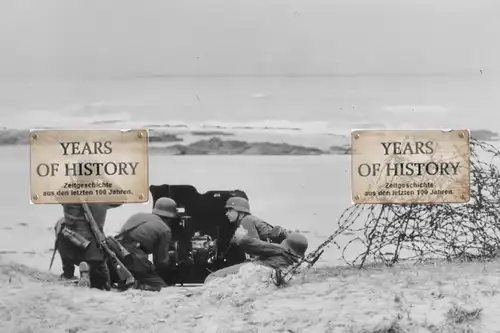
[1,255,499,333]
[2,127,500,332]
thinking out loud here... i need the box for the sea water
[2,75,500,273]
[1,75,500,133]
[0,145,357,272]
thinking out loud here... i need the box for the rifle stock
[67,174,135,289]
[49,218,64,271]
[49,239,58,271]
[81,202,135,288]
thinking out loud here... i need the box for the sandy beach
[2,253,498,332]
[0,128,357,274]
[0,127,499,332]
[2,0,500,330]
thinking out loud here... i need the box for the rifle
[49,238,58,271]
[49,218,64,271]
[81,201,135,289]
[68,174,135,290]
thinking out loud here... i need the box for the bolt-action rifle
[68,174,135,290]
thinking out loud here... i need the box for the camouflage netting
[338,138,500,268]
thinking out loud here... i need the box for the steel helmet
[282,233,308,258]
[225,197,250,214]
[153,197,178,218]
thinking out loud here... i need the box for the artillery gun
[149,184,249,285]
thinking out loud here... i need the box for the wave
[3,114,352,135]
[0,106,473,139]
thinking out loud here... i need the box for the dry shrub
[370,320,406,333]
[339,139,500,269]
[445,303,482,324]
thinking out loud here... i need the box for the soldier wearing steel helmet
[225,197,288,244]
[112,197,178,291]
[54,202,123,290]
[53,170,125,290]
[204,225,309,283]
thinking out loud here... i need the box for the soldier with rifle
[53,202,123,290]
[51,171,135,291]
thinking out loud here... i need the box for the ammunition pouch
[106,237,132,265]
[60,227,90,249]
[109,238,155,278]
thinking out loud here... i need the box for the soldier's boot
[78,261,91,288]
[60,255,77,280]
[136,283,162,292]
[59,273,78,281]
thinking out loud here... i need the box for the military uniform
[225,197,288,244]
[204,232,308,283]
[115,212,172,290]
[112,198,178,291]
[238,214,274,241]
[224,197,289,265]
[57,203,122,290]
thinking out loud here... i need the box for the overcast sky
[1,0,499,78]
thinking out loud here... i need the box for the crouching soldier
[204,225,308,283]
[55,202,122,290]
[111,197,177,291]
[225,197,289,244]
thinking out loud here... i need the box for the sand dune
[1,255,498,333]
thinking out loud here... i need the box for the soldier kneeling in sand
[54,202,123,290]
[204,225,308,283]
[110,197,178,291]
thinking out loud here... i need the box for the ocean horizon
[1,75,499,136]
[2,74,500,272]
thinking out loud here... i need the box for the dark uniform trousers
[58,238,111,290]
[111,212,173,291]
[109,239,167,291]
[57,202,123,291]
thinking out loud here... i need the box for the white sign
[30,129,149,204]
[351,129,470,204]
